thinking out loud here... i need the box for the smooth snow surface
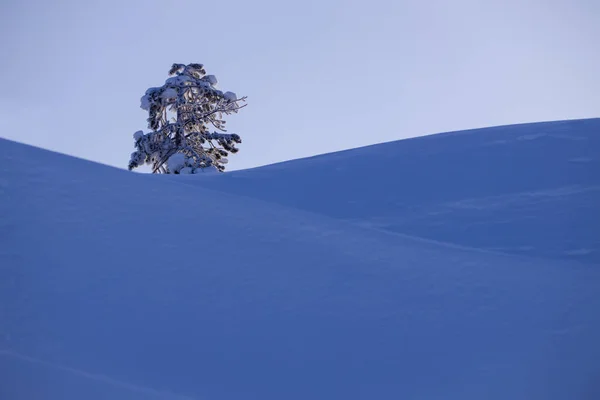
[197,118,600,264]
[1,119,600,400]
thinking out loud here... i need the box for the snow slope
[1,119,600,399]
[195,118,600,264]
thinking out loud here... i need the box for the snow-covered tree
[128,63,246,173]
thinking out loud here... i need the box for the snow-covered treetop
[128,63,246,174]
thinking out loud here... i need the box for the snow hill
[196,118,600,264]
[1,118,599,400]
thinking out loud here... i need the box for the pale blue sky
[1,0,598,171]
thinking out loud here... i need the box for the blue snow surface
[196,118,600,264]
[1,118,599,399]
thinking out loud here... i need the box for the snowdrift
[1,119,599,399]
[197,118,600,264]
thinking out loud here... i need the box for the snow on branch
[128,63,246,174]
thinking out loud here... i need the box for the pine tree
[128,63,246,174]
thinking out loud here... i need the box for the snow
[133,130,144,141]
[1,118,600,400]
[204,75,218,85]
[160,88,178,103]
[140,95,151,111]
[196,118,600,264]
[167,153,186,173]
[223,91,237,101]
[140,87,160,111]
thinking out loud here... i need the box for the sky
[0,0,598,171]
